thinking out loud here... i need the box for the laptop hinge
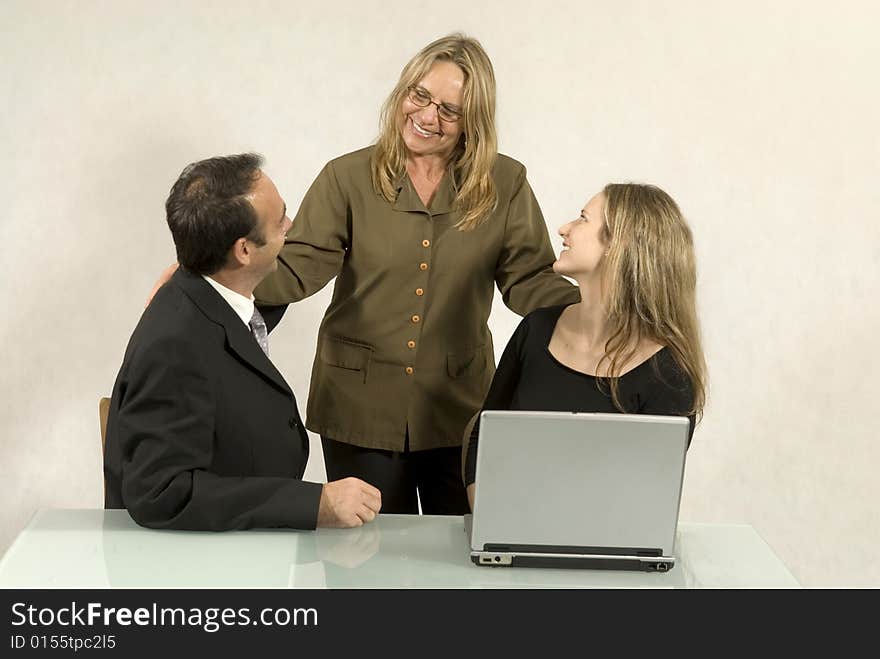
[483,544,663,557]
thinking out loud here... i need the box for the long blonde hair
[598,183,707,420]
[371,34,498,231]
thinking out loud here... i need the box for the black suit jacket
[103,269,322,530]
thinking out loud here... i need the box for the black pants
[321,436,469,515]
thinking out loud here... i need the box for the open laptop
[465,411,689,572]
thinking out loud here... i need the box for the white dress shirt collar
[202,275,255,328]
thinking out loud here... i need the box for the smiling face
[399,59,465,161]
[554,192,610,278]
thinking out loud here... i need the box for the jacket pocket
[447,345,489,378]
[320,337,373,376]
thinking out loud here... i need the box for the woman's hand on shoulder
[145,262,180,307]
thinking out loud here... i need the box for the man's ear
[228,237,250,267]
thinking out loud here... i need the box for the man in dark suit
[104,153,381,531]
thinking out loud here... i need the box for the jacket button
[288,417,297,428]
[411,314,420,323]
[407,340,416,349]
[422,239,430,247]
[415,288,424,296]
[419,262,428,271]
[405,367,414,375]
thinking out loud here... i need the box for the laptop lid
[470,411,688,559]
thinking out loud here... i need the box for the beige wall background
[1,0,877,587]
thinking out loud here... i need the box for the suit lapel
[172,269,292,396]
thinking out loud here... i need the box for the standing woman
[254,34,579,514]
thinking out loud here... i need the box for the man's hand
[145,262,180,307]
[317,477,382,528]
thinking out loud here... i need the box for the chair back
[99,397,111,454]
[99,397,110,500]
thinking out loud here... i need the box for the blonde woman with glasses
[463,184,707,508]
[251,33,583,515]
[159,34,577,515]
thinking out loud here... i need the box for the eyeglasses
[406,85,463,123]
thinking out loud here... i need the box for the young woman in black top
[464,184,707,507]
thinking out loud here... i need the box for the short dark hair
[165,153,266,275]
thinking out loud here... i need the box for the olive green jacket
[255,146,579,451]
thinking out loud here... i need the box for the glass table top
[0,510,799,588]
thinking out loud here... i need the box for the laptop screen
[470,411,688,557]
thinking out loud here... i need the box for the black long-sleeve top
[464,304,696,485]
